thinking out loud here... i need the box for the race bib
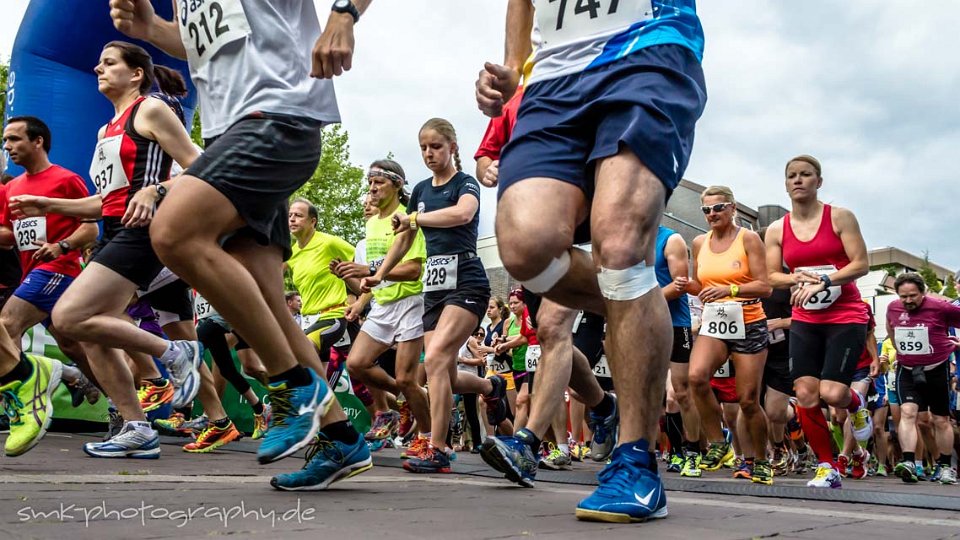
[369,257,391,290]
[178,0,252,69]
[894,326,931,356]
[536,0,652,48]
[768,319,786,344]
[194,292,215,320]
[593,355,611,378]
[301,313,320,332]
[714,359,732,379]
[700,302,746,340]
[525,344,542,372]
[333,331,351,348]
[797,265,841,311]
[423,254,458,293]
[12,217,46,251]
[89,135,130,196]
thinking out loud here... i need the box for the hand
[391,212,411,234]
[311,12,355,78]
[948,335,960,350]
[328,258,343,276]
[475,62,520,117]
[345,300,364,322]
[121,187,159,228]
[336,261,372,280]
[479,160,499,188]
[791,281,826,307]
[698,286,730,304]
[793,271,821,286]
[674,276,690,293]
[109,0,156,41]
[869,358,881,378]
[767,319,781,332]
[9,195,52,219]
[31,241,62,262]
[360,275,382,294]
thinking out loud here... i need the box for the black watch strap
[58,240,71,252]
[332,0,360,23]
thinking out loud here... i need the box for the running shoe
[666,453,684,473]
[575,440,667,523]
[894,460,918,483]
[875,463,888,477]
[939,466,958,485]
[752,460,774,485]
[153,412,188,436]
[479,433,538,488]
[403,445,452,474]
[83,422,160,459]
[367,438,387,452]
[571,442,584,462]
[397,400,416,439]
[928,463,942,482]
[700,441,734,471]
[587,393,619,462]
[271,433,373,491]
[256,368,332,464]
[138,379,174,413]
[806,463,842,488]
[400,435,429,459]
[105,407,124,441]
[850,390,873,444]
[850,449,870,480]
[540,445,573,470]
[836,454,850,478]
[61,364,100,407]
[184,420,242,453]
[680,451,702,477]
[170,367,199,410]
[252,403,272,440]
[732,459,753,480]
[364,410,400,441]
[771,445,789,476]
[483,374,509,426]
[1,354,62,457]
[915,462,927,481]
[163,340,202,393]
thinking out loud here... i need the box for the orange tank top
[696,228,766,324]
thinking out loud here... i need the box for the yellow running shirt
[366,214,427,305]
[288,231,354,320]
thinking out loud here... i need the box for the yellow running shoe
[252,403,272,440]
[138,379,174,413]
[700,441,734,471]
[1,355,62,457]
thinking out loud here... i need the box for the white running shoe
[806,463,842,488]
[84,422,160,459]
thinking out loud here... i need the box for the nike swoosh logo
[635,488,657,507]
[465,300,476,304]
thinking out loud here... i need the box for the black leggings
[197,318,250,396]
[462,393,484,448]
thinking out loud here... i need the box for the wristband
[409,211,419,230]
[730,284,740,298]
[819,274,832,288]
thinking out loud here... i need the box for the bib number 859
[898,341,924,353]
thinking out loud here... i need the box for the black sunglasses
[700,202,733,215]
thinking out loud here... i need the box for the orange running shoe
[138,380,174,413]
[184,420,242,453]
[401,435,429,459]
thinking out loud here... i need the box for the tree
[918,251,943,293]
[1,59,9,120]
[189,108,203,148]
[293,124,366,246]
[943,274,958,299]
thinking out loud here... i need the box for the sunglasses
[700,202,733,215]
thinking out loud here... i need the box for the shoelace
[1,390,23,425]
[595,458,642,497]
[268,388,294,428]
[704,443,727,464]
[303,438,344,467]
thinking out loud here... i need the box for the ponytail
[153,65,187,97]
[453,147,462,172]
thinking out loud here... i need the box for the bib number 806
[706,320,739,336]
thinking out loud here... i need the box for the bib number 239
[179,0,251,67]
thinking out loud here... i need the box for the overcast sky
[2,1,958,270]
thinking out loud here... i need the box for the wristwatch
[819,274,832,288]
[58,240,71,253]
[368,262,377,277]
[332,0,360,23]
[155,184,168,201]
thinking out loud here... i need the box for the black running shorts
[789,321,867,386]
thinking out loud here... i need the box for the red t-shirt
[474,87,525,161]
[2,165,88,278]
[856,304,877,370]
[520,306,539,346]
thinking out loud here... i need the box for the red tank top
[91,96,173,218]
[782,205,868,324]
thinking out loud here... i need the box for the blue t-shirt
[655,225,691,327]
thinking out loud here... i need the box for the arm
[312,0,373,78]
[662,233,690,301]
[828,207,870,285]
[738,231,773,298]
[9,195,104,220]
[30,222,99,263]
[476,0,532,116]
[765,219,805,289]
[685,235,705,295]
[109,0,186,59]
[345,292,372,322]
[866,326,880,377]
[361,228,416,292]
[476,157,499,188]
[396,195,479,230]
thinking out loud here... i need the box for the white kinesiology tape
[597,262,658,301]
[522,251,572,294]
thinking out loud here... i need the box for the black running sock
[938,454,952,467]
[323,420,359,445]
[268,365,312,388]
[903,452,916,463]
[146,377,167,387]
[683,441,700,454]
[665,412,684,455]
[592,392,614,417]
[0,354,33,386]
[212,417,232,429]
[516,428,541,453]
[251,401,264,415]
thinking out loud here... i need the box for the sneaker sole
[479,441,534,488]
[575,506,668,523]
[257,382,335,464]
[402,461,452,474]
[5,359,62,458]
[82,445,161,459]
[272,457,374,491]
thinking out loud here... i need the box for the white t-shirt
[178,0,340,137]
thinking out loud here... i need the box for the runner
[887,273,960,484]
[758,275,794,477]
[684,186,773,484]
[495,289,535,428]
[109,0,374,486]
[366,119,509,474]
[835,304,880,479]
[765,154,871,489]
[477,0,706,522]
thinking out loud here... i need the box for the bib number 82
[548,0,621,30]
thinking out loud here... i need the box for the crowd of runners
[1,0,958,525]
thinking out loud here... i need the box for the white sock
[558,443,570,455]
[158,341,179,366]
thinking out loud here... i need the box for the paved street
[2,433,960,539]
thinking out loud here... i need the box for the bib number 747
[537,0,651,46]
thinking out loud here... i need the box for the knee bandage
[597,262,658,301]
[521,251,571,294]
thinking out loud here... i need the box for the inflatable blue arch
[3,0,196,187]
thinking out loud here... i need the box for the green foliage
[189,108,203,148]
[918,252,943,293]
[943,274,958,299]
[293,124,366,246]
[1,59,9,120]
[872,263,902,279]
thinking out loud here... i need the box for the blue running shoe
[257,369,333,464]
[587,393,619,462]
[479,429,539,487]
[83,422,160,459]
[271,433,373,491]
[576,440,668,523]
